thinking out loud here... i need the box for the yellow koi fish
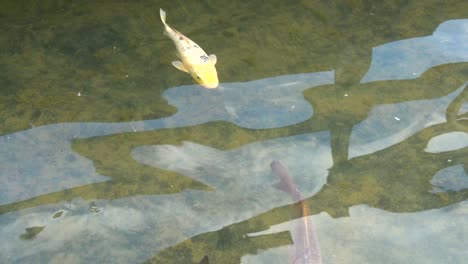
[160,8,219,89]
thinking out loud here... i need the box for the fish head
[191,63,219,89]
[270,160,288,174]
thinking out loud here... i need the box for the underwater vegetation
[0,0,467,263]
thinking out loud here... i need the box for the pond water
[0,1,467,264]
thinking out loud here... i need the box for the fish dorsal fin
[209,54,217,65]
[172,60,189,73]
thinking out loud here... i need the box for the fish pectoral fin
[209,54,217,65]
[272,180,290,193]
[172,61,189,73]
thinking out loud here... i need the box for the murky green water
[1,0,467,263]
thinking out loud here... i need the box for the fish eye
[196,75,201,80]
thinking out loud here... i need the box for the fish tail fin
[159,8,168,26]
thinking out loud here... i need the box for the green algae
[19,226,46,240]
[0,1,467,222]
[52,210,63,218]
[1,0,466,135]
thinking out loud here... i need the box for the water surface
[0,1,467,263]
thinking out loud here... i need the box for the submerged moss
[19,226,45,240]
[1,0,466,135]
[1,0,468,262]
[52,210,63,218]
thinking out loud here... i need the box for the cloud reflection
[0,132,332,263]
[362,19,468,82]
[430,165,468,193]
[0,72,332,205]
[425,131,468,153]
[349,85,466,158]
[242,201,468,264]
